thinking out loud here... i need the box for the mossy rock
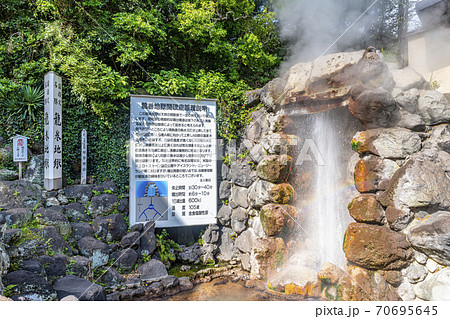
[256,154,292,183]
[260,203,297,236]
[269,183,295,204]
[347,194,384,224]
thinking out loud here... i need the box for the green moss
[351,140,362,153]
[168,263,211,278]
[323,285,338,301]
[342,231,347,251]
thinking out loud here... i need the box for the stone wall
[209,48,450,300]
[205,107,299,280]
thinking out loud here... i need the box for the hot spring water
[270,107,362,287]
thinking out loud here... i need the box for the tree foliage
[0,0,415,187]
[0,0,283,187]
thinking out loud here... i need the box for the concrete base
[44,177,62,190]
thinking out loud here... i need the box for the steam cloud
[275,0,381,73]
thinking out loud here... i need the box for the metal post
[18,162,22,180]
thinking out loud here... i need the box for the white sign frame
[44,71,63,190]
[11,135,28,162]
[129,95,218,227]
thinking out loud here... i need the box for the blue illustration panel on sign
[135,181,169,223]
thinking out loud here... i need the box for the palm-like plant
[1,85,44,122]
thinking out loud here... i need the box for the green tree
[0,0,284,187]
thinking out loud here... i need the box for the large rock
[93,214,128,243]
[256,155,293,183]
[53,275,106,301]
[0,245,9,277]
[217,227,237,261]
[64,185,93,205]
[217,205,232,227]
[202,224,219,244]
[17,259,46,277]
[200,243,218,263]
[407,212,450,266]
[218,181,231,200]
[38,254,68,282]
[0,207,33,228]
[379,158,450,210]
[354,155,399,193]
[347,194,384,224]
[230,159,257,187]
[249,144,266,164]
[3,270,57,301]
[235,228,256,254]
[77,237,109,268]
[64,202,90,222]
[0,169,18,181]
[120,231,140,249]
[95,181,118,193]
[423,124,450,153]
[88,193,119,218]
[140,222,157,257]
[137,259,168,281]
[39,226,67,253]
[0,146,12,162]
[406,262,428,284]
[230,207,248,235]
[23,154,44,184]
[2,228,22,245]
[391,66,429,92]
[269,183,295,205]
[71,222,94,241]
[349,87,398,128]
[260,77,287,111]
[414,268,450,301]
[247,179,276,209]
[351,128,422,159]
[385,206,413,231]
[343,223,412,270]
[6,239,50,262]
[117,197,129,215]
[397,109,427,130]
[35,207,72,237]
[66,256,92,280]
[231,186,248,208]
[337,265,401,301]
[111,248,138,272]
[96,267,123,287]
[260,203,297,236]
[417,90,450,125]
[395,88,420,113]
[260,133,298,155]
[0,181,42,210]
[281,51,365,109]
[243,108,269,143]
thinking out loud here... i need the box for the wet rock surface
[344,223,413,270]
[348,194,385,224]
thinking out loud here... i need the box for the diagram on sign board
[135,181,168,223]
